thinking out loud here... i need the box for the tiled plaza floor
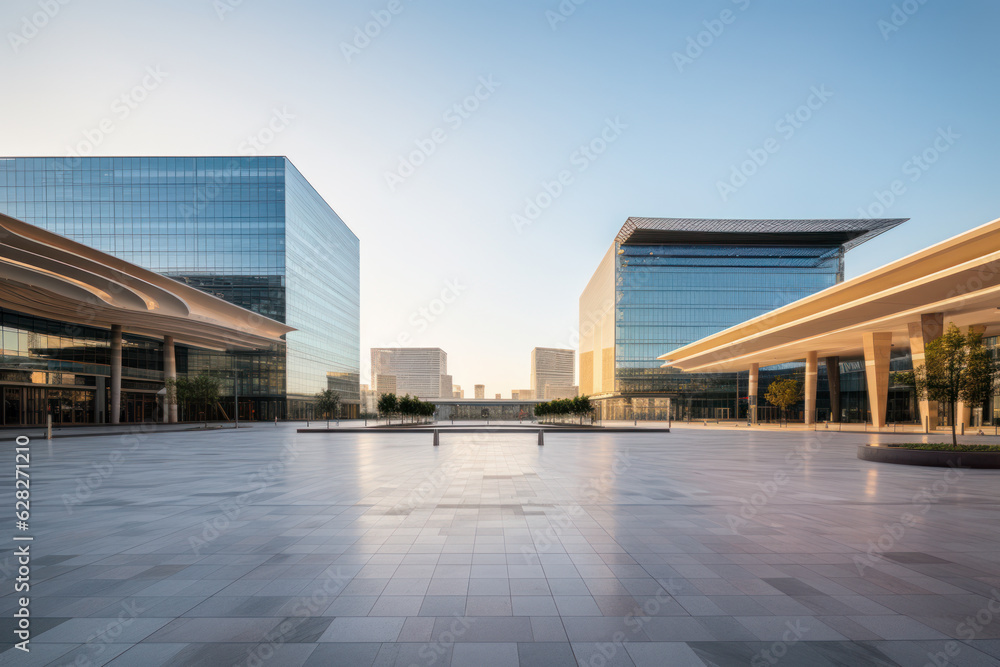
[2,424,1000,666]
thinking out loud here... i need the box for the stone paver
[1,424,999,665]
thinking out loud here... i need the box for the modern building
[474,384,485,399]
[431,397,543,421]
[512,389,534,400]
[370,347,450,399]
[0,213,291,426]
[545,385,579,400]
[530,347,575,399]
[661,215,1000,428]
[359,383,378,415]
[580,217,906,420]
[495,393,502,400]
[0,156,360,419]
[452,384,464,399]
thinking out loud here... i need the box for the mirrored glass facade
[616,243,843,397]
[0,156,360,419]
[579,219,903,420]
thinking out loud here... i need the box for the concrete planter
[858,445,1000,469]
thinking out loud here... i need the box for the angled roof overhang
[659,217,1000,373]
[0,213,293,350]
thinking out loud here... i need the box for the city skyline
[1,0,996,392]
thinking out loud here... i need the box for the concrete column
[163,336,178,423]
[748,363,759,424]
[863,332,893,428]
[825,356,841,422]
[957,324,987,429]
[908,313,944,429]
[804,351,818,425]
[110,325,122,424]
[95,376,106,424]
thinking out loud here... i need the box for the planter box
[858,445,1000,469]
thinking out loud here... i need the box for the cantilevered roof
[616,217,906,250]
[659,216,1000,373]
[0,213,293,350]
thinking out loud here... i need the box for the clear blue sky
[1,0,997,394]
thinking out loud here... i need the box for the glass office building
[0,157,360,420]
[579,218,905,420]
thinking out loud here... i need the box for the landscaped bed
[886,443,1000,452]
[858,443,1000,468]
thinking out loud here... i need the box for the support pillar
[907,313,943,429]
[748,363,759,424]
[95,376,106,424]
[863,332,893,428]
[164,335,178,423]
[110,325,122,424]
[804,351,818,425]
[825,356,841,422]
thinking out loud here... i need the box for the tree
[167,373,221,424]
[915,324,997,447]
[534,395,592,424]
[315,389,341,420]
[764,377,801,423]
[377,393,398,424]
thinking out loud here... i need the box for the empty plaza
[2,425,1000,666]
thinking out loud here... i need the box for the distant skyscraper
[531,348,576,399]
[371,347,449,399]
[453,385,464,399]
[474,384,485,399]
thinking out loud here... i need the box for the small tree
[377,393,398,424]
[764,377,801,423]
[315,389,341,421]
[915,324,997,447]
[168,373,221,425]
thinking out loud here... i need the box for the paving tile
[302,642,382,666]
[625,641,706,667]
[319,617,405,642]
[517,641,578,667]
[451,642,519,666]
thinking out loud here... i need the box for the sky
[1,0,997,395]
